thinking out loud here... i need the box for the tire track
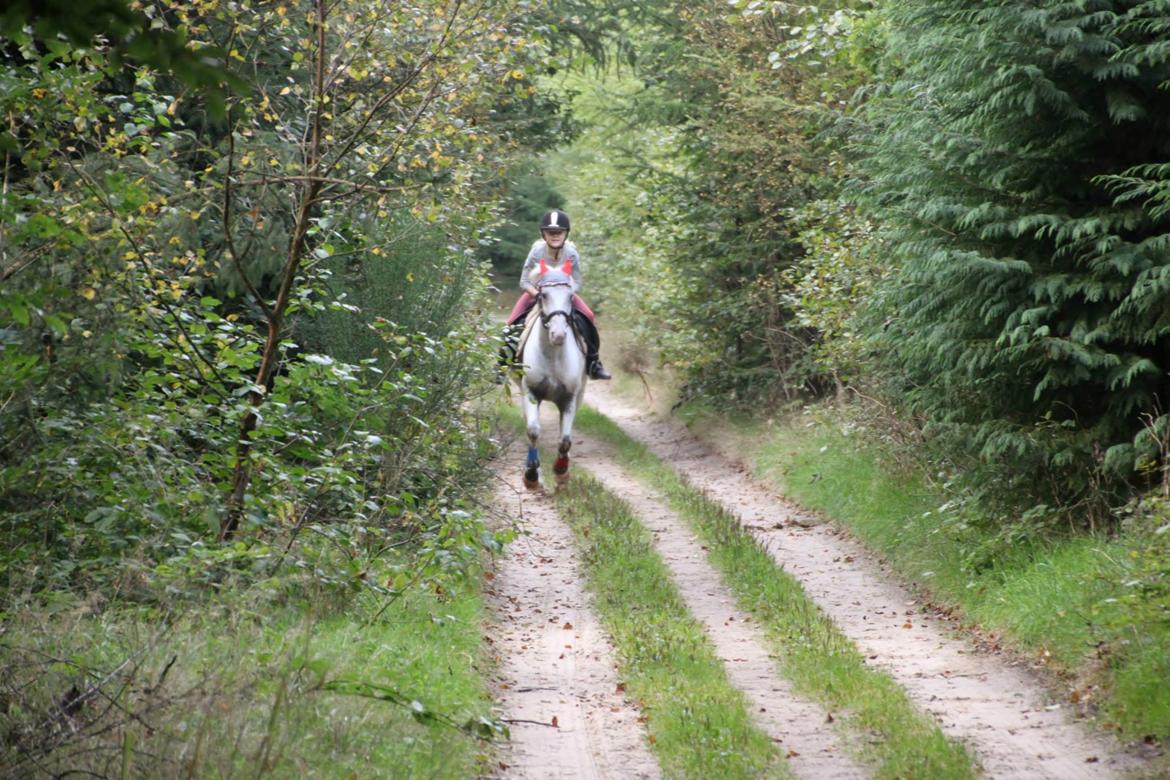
[586,383,1148,779]
[576,444,870,779]
[486,448,660,780]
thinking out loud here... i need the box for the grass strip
[577,406,978,779]
[732,406,1170,742]
[555,473,790,779]
[1,581,495,778]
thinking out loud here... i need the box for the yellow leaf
[81,288,97,300]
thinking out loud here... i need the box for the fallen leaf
[563,622,573,630]
[551,716,559,728]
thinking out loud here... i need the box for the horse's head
[535,273,575,347]
[534,258,577,291]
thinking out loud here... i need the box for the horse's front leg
[522,391,541,489]
[553,394,579,482]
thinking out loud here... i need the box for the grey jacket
[519,239,582,292]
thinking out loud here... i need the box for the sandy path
[585,382,1149,780]
[578,446,869,779]
[485,448,661,780]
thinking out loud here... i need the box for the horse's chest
[525,373,576,408]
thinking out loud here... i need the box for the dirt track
[486,382,1153,779]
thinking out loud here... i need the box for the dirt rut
[580,448,869,778]
[584,382,1148,780]
[486,465,660,780]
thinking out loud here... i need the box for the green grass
[577,407,978,778]
[555,475,790,779]
[0,579,497,779]
[680,401,1170,744]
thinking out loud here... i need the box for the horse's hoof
[555,470,570,484]
[524,477,540,490]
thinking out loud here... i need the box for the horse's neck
[527,317,584,369]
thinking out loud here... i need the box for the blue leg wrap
[527,446,539,466]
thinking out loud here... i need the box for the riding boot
[588,355,612,380]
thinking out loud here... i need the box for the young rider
[505,208,611,380]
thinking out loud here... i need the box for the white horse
[515,264,587,489]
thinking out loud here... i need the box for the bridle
[536,280,575,329]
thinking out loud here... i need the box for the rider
[504,208,611,380]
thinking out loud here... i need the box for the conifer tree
[860,1,1170,515]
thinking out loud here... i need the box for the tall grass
[0,577,497,778]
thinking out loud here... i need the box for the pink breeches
[507,292,595,325]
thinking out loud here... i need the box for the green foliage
[859,1,1170,519]
[482,172,568,276]
[0,0,235,118]
[0,0,554,597]
[0,3,554,770]
[563,0,874,406]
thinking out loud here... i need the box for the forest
[2,0,1169,776]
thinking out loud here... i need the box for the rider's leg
[498,295,536,382]
[507,291,537,325]
[572,308,611,380]
[570,294,594,320]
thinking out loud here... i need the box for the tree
[0,0,550,591]
[859,1,1170,517]
[585,0,871,404]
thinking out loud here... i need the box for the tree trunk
[220,0,327,541]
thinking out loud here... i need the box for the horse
[514,263,587,489]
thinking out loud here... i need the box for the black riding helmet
[540,208,570,233]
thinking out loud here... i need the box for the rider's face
[542,229,567,248]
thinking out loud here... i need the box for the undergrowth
[0,567,502,778]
